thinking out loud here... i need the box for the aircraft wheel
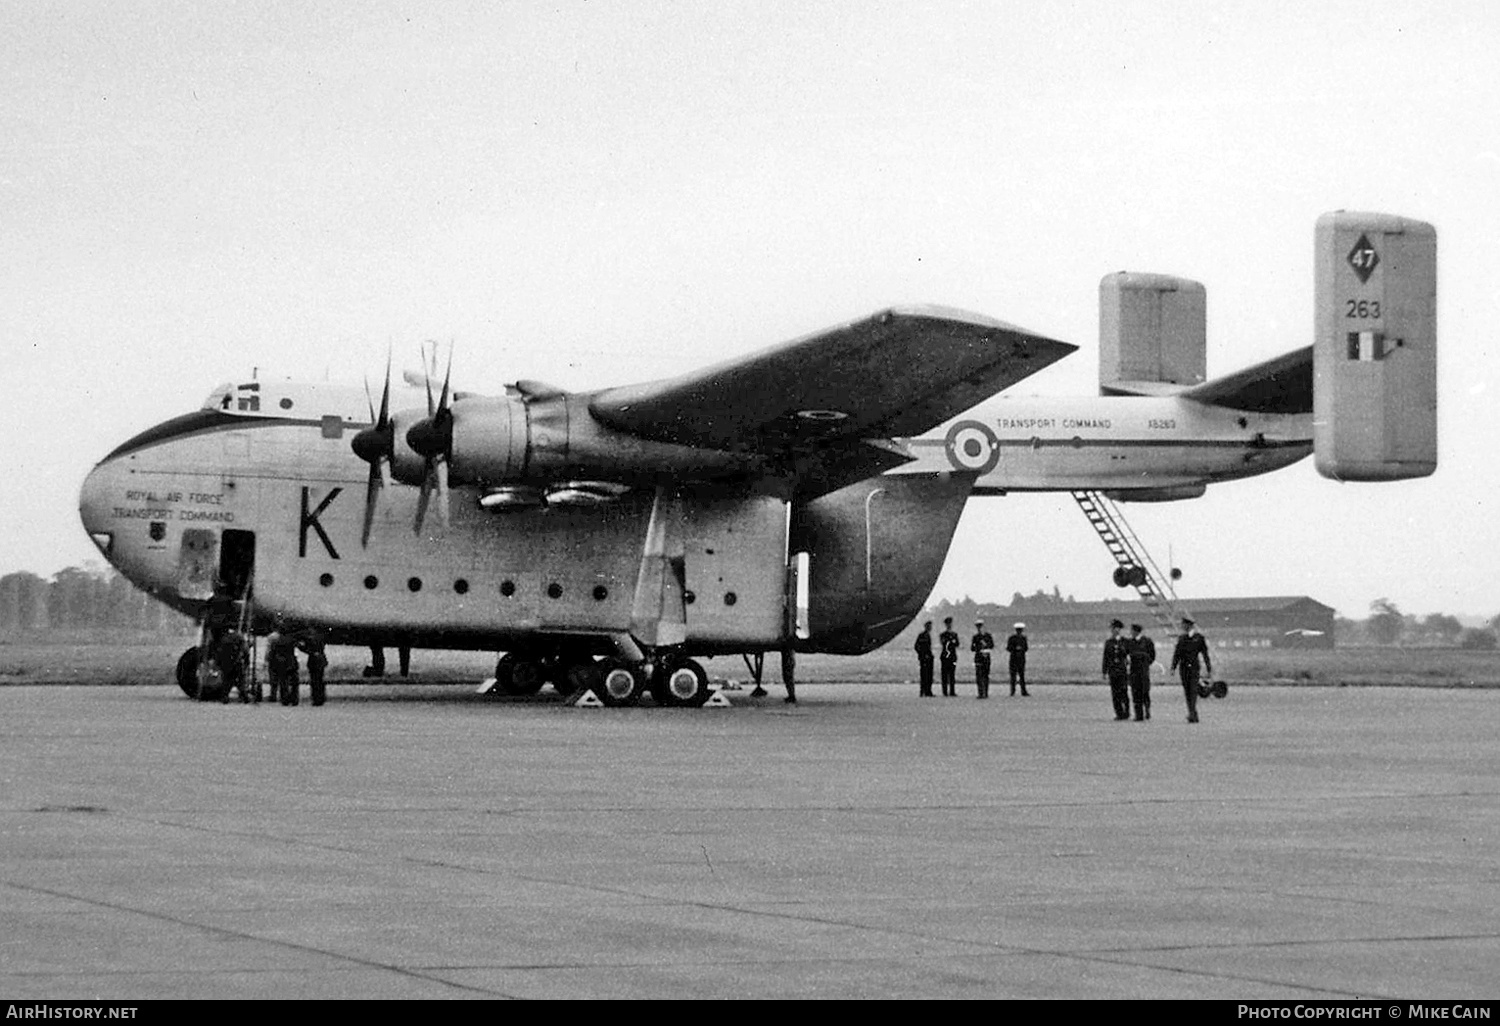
[658,658,711,707]
[1196,682,1212,699]
[594,660,643,707]
[175,647,201,698]
[495,654,546,696]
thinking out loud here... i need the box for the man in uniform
[938,617,960,697]
[1126,623,1155,721]
[1170,616,1212,723]
[970,620,994,699]
[1007,623,1030,696]
[1102,619,1131,720]
[914,620,935,697]
[299,630,329,707]
[267,630,301,706]
[213,627,252,704]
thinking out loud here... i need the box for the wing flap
[589,306,1075,452]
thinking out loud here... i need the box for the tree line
[3,569,1496,649]
[0,565,193,634]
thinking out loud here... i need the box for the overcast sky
[4,1,1496,620]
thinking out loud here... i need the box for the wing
[589,305,1075,451]
[1176,346,1312,414]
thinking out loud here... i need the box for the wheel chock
[703,690,732,708]
[567,689,605,708]
[475,677,498,695]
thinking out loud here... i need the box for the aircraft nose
[78,459,119,556]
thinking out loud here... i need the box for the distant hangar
[999,597,1336,649]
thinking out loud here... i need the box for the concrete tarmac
[1,681,1496,1000]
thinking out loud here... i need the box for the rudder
[1314,211,1437,481]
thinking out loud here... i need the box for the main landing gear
[489,650,714,707]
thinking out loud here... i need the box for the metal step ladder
[1070,490,1190,634]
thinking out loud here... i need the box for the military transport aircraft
[77,211,1435,705]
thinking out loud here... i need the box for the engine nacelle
[441,394,759,487]
[389,407,436,486]
[1314,212,1437,482]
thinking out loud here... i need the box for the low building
[998,596,1336,649]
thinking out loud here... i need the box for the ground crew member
[1170,616,1211,723]
[1007,623,1029,696]
[938,617,960,697]
[914,621,935,697]
[971,620,994,698]
[1102,619,1130,720]
[1127,623,1155,721]
[267,631,300,706]
[213,628,252,704]
[300,631,329,707]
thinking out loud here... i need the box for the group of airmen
[914,614,1215,723]
[206,627,328,707]
[914,617,1030,700]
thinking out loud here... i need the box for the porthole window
[592,585,608,601]
[408,577,423,593]
[364,575,379,590]
[279,397,293,410]
[684,590,696,604]
[724,591,737,606]
[500,580,515,597]
[454,579,469,595]
[319,573,334,588]
[547,582,563,599]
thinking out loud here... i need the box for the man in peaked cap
[1170,616,1212,723]
[938,617,961,697]
[1126,623,1156,721]
[970,619,995,699]
[1102,619,1131,720]
[1007,623,1029,696]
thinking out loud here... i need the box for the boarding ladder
[1070,491,1190,634]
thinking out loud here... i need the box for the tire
[175,647,200,698]
[1211,680,1229,699]
[495,653,546,696]
[658,658,711,707]
[176,646,226,702]
[594,659,643,707]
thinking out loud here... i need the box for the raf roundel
[944,420,1000,474]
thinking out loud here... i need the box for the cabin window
[454,579,469,595]
[547,583,563,599]
[500,580,516,597]
[364,575,379,590]
[319,573,333,587]
[407,577,423,593]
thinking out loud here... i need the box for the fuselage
[903,393,1312,495]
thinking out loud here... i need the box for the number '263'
[1345,299,1381,319]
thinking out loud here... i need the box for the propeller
[350,349,394,547]
[407,345,453,534]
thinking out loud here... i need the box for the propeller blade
[377,347,391,427]
[414,472,432,535]
[438,345,452,414]
[361,461,383,548]
[435,458,450,526]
